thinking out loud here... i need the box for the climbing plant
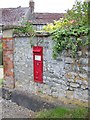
[43,0,89,58]
[14,18,34,36]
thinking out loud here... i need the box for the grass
[0,78,3,86]
[36,107,89,118]
[0,43,2,49]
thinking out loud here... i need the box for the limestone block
[58,91,66,97]
[68,79,74,82]
[52,78,58,82]
[73,65,80,72]
[82,80,88,85]
[61,84,68,90]
[56,79,66,85]
[51,87,57,92]
[75,80,82,85]
[66,72,78,79]
[67,82,70,86]
[79,74,88,79]
[43,76,47,80]
[64,64,72,70]
[70,72,78,76]
[77,51,82,56]
[66,91,74,99]
[68,87,74,91]
[44,89,52,96]
[70,82,80,88]
[49,82,55,88]
[82,90,88,100]
[79,58,88,65]
[74,89,88,101]
[65,57,74,64]
[81,85,87,90]
[51,92,58,97]
[74,90,83,100]
[82,66,88,72]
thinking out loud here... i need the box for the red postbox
[33,46,43,83]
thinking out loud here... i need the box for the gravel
[1,97,35,118]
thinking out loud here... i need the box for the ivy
[43,0,89,58]
[52,25,88,58]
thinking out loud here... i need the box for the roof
[0,7,29,26]
[29,13,64,25]
[0,7,64,27]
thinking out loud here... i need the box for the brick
[2,37,15,88]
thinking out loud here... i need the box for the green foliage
[0,43,2,49]
[36,107,88,118]
[52,25,88,58]
[43,0,89,58]
[14,19,34,36]
[71,107,88,118]
[0,78,3,87]
[36,107,70,118]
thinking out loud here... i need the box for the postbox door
[34,61,43,82]
[33,46,43,83]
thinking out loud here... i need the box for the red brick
[2,37,15,89]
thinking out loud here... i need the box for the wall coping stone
[13,31,50,37]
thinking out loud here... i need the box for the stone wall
[14,37,33,84]
[13,35,89,106]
